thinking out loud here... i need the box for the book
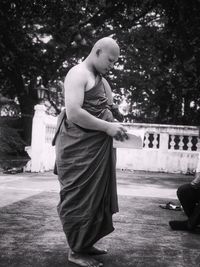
[113,129,144,149]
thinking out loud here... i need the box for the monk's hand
[106,123,128,142]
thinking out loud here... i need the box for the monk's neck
[83,58,101,78]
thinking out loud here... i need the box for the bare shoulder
[65,64,88,83]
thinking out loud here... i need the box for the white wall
[116,123,199,174]
[25,105,200,174]
[116,148,199,173]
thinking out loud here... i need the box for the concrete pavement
[0,169,198,267]
[0,169,193,208]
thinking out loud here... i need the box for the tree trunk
[8,67,38,144]
[20,95,37,145]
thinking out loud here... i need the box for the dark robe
[52,75,118,252]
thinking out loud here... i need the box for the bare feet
[68,250,103,267]
[84,246,108,255]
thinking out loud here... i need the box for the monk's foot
[84,246,108,255]
[68,250,103,267]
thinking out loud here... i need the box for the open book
[113,129,145,149]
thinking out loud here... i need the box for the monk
[52,37,128,267]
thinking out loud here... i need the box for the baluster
[170,135,175,150]
[179,135,184,150]
[144,133,149,148]
[152,133,158,149]
[187,136,192,151]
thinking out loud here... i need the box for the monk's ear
[96,48,102,57]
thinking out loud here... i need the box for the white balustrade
[117,123,200,174]
[25,106,200,174]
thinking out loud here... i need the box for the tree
[1,0,156,142]
[111,0,200,125]
[1,0,200,146]
[157,0,200,124]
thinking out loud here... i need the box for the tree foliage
[0,0,200,143]
[110,0,200,124]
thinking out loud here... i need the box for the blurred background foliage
[0,0,200,145]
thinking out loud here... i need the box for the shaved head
[86,37,120,74]
[92,37,120,55]
[83,37,120,74]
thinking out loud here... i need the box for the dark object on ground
[3,167,24,174]
[169,220,200,233]
[175,183,200,230]
[0,156,30,171]
[159,202,182,211]
[169,220,190,231]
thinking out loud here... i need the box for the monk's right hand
[106,123,128,142]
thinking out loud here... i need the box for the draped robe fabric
[52,76,119,252]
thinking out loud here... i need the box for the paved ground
[0,169,190,208]
[0,169,198,267]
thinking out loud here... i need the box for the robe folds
[52,76,119,252]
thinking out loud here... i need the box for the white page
[113,129,145,149]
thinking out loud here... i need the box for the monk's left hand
[114,126,129,142]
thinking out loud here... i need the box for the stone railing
[118,123,200,173]
[25,104,200,173]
